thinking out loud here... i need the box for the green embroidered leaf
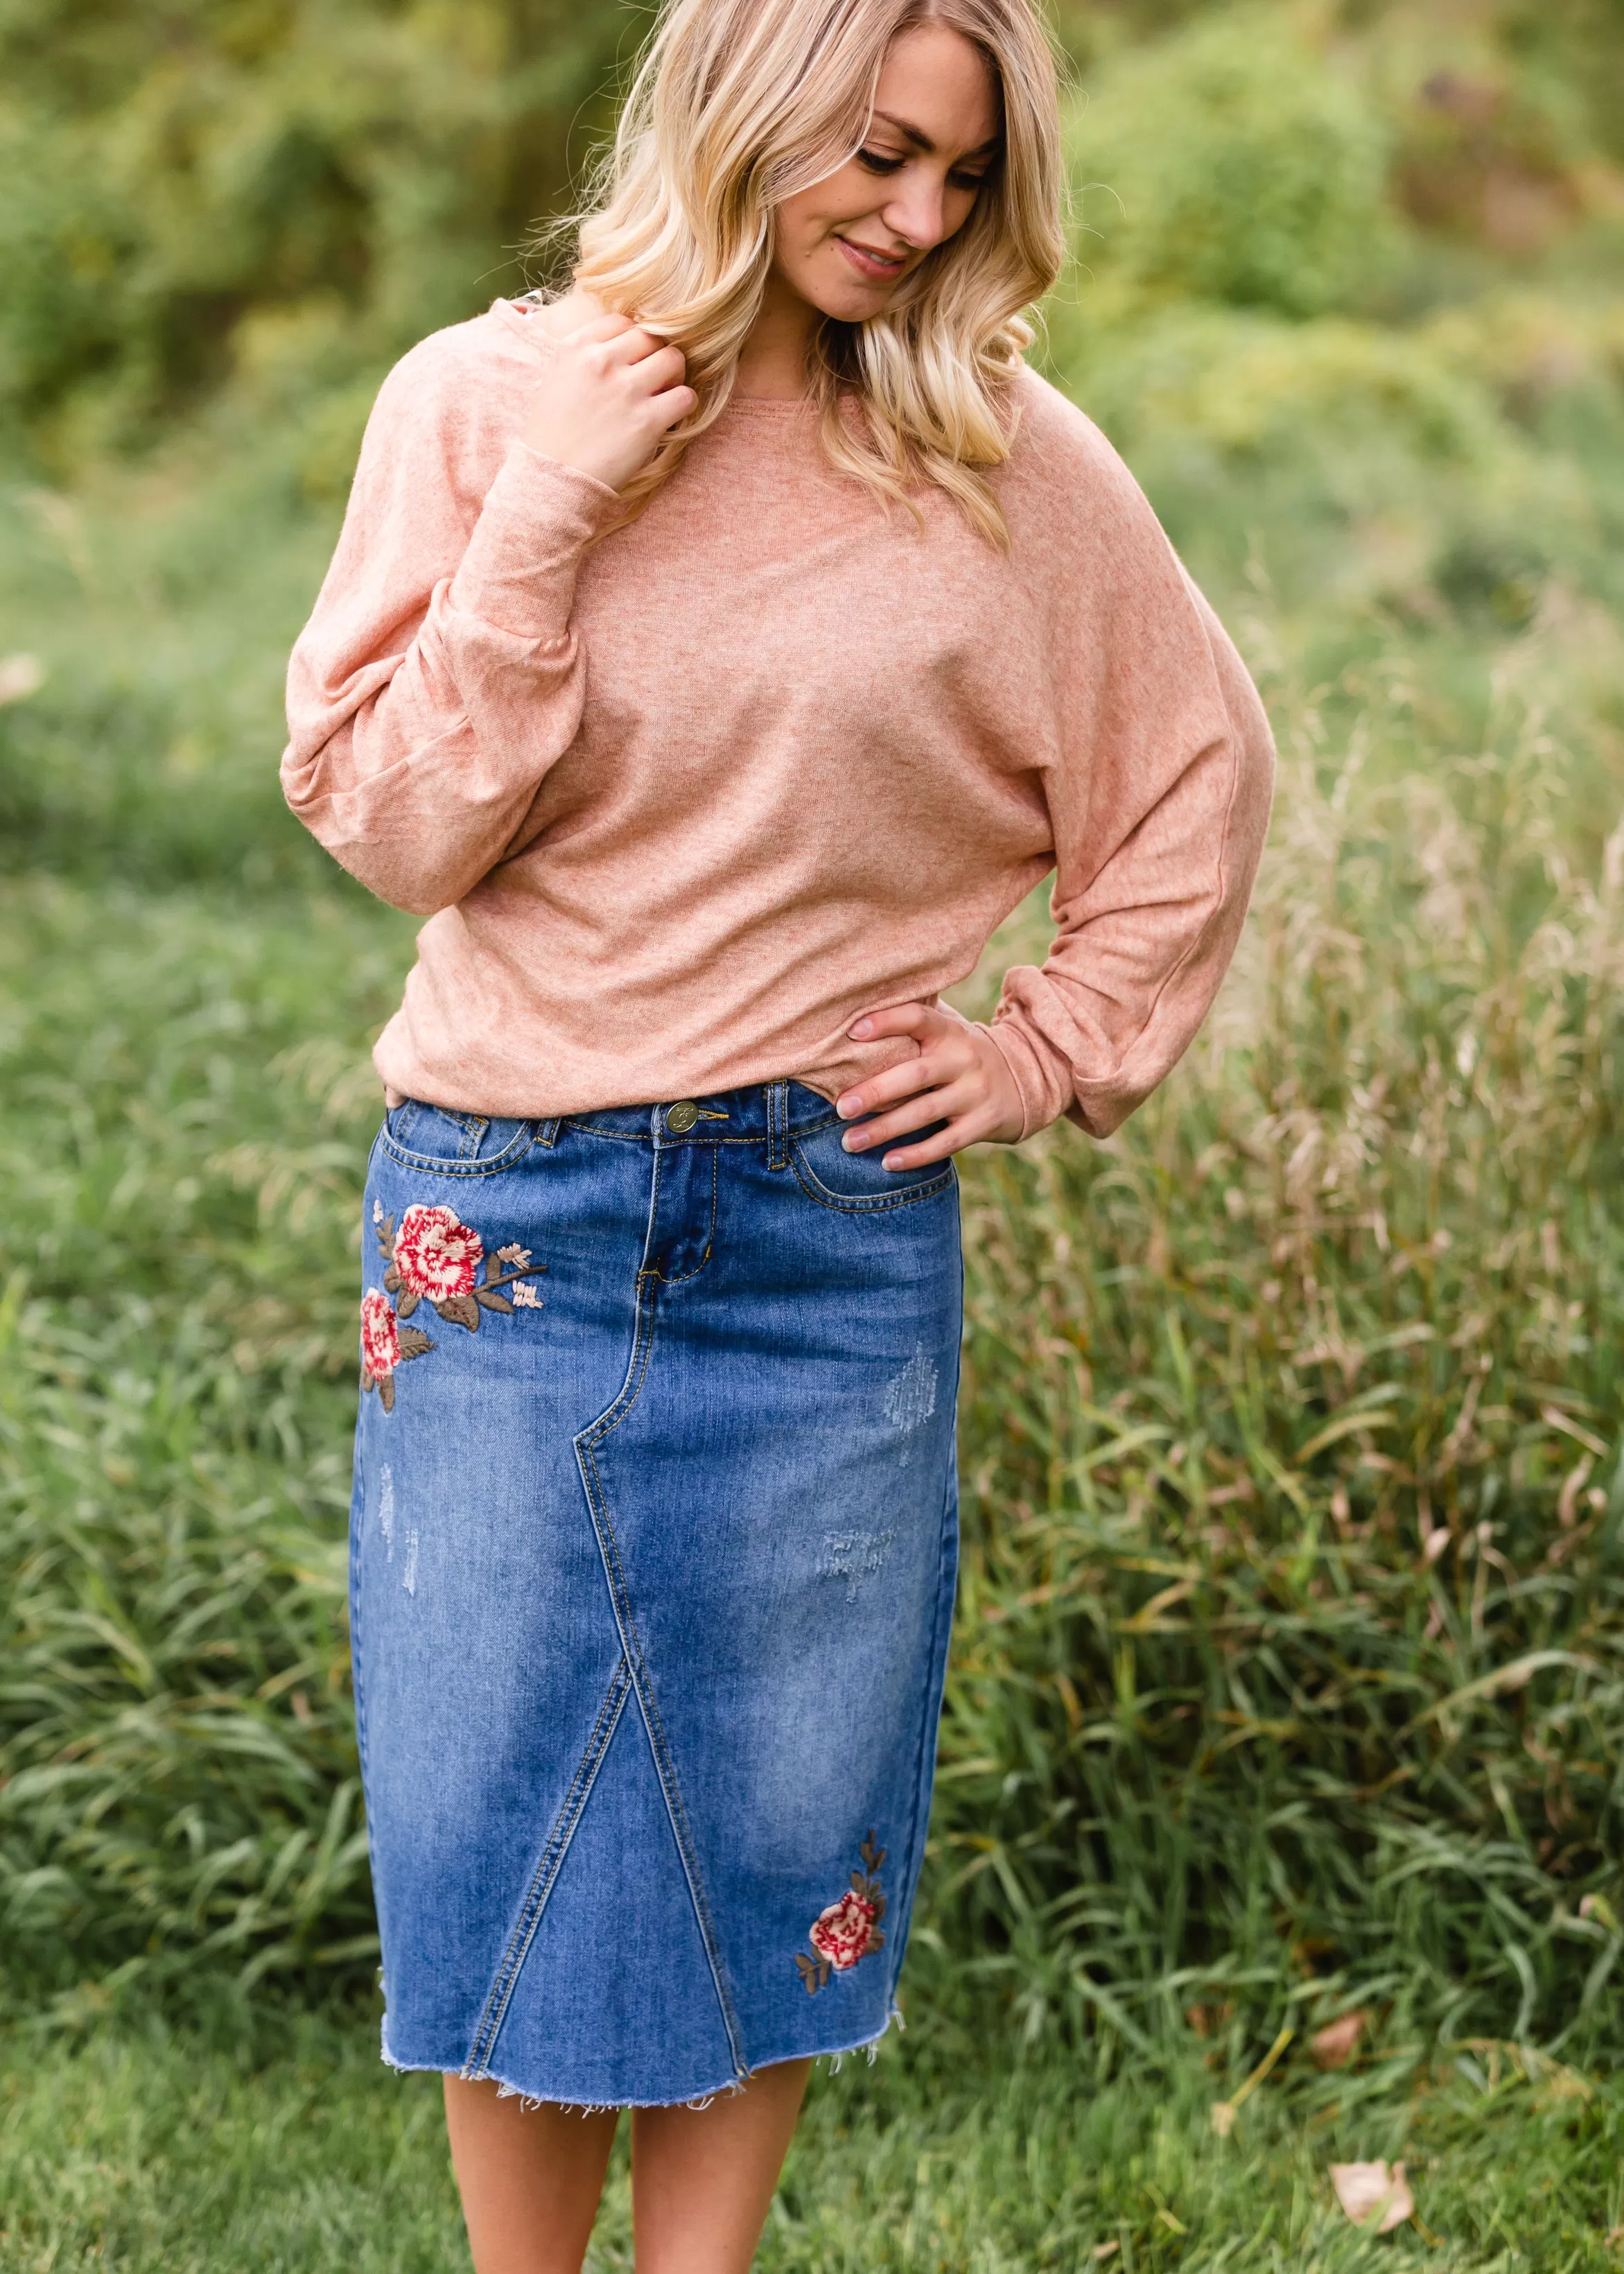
[871,1893,887,1924]
[396,1287,418,1318]
[383,1265,402,1293]
[378,1375,395,1413]
[868,1929,884,1953]
[850,1870,866,1894]
[818,1958,831,1988]
[396,1328,433,1359]
[435,1293,480,1331]
[474,1287,513,1312]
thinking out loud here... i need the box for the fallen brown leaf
[1309,2011,1368,2069]
[1331,2160,1414,2234]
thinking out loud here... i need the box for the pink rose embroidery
[810,1891,878,1971]
[378,1201,545,1333]
[359,1290,431,1412]
[796,1832,887,1994]
[393,1204,482,1302]
[360,1289,400,1378]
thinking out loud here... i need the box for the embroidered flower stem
[363,1204,546,1408]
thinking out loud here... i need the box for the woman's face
[771,23,1002,322]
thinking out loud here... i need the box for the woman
[283,0,1273,2264]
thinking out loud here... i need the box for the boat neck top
[282,298,1275,1135]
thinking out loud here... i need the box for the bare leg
[630,2058,812,2274]
[443,2075,620,2274]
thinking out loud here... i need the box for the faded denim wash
[351,1079,961,2107]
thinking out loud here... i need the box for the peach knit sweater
[283,300,1274,1137]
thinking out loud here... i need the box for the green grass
[1,2011,1621,2271]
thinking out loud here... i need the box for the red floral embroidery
[796,1832,887,1993]
[377,1202,543,1333]
[811,1891,878,1971]
[360,1290,400,1378]
[363,1202,546,1409]
[359,1290,431,1413]
[393,1204,482,1302]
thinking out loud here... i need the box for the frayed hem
[494,2082,620,2117]
[818,2002,904,2076]
[378,2005,903,2110]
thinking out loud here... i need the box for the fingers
[874,1116,986,1170]
[649,385,699,428]
[834,999,1022,1167]
[837,1004,961,1126]
[843,1075,983,1156]
[838,1039,972,1122]
[600,325,682,372]
[847,1003,935,1044]
[634,347,690,398]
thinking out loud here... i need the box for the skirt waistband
[552,1079,841,1147]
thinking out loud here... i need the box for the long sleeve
[986,428,1275,1140]
[281,331,622,916]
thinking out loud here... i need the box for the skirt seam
[460,1660,635,2078]
[578,1418,750,2083]
[573,1194,748,2082]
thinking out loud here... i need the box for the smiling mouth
[834,235,909,284]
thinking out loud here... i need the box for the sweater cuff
[985,1012,1071,1143]
[448,444,622,643]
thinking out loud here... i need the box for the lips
[834,235,909,284]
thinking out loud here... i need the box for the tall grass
[941,612,1624,2062]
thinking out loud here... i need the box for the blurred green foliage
[1070,8,1394,318]
[3,0,1624,2080]
[0,0,634,461]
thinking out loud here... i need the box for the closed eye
[857,148,993,192]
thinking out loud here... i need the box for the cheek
[771,196,835,279]
[943,188,981,243]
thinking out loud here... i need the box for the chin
[803,273,900,326]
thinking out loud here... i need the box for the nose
[880,173,951,252]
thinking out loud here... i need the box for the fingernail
[842,1129,867,1151]
[882,1154,903,1171]
[836,1091,860,1118]
[848,1018,873,1040]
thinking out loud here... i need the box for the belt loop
[767,1081,789,1172]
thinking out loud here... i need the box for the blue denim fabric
[352,1080,961,2106]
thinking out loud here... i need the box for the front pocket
[378,1097,537,1178]
[789,1119,957,1213]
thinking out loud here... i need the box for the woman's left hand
[836,1003,1024,1169]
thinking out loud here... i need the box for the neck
[733,268,819,400]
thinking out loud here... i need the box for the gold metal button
[665,1100,699,1134]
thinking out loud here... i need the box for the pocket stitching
[378,1124,537,1179]
[789,1139,955,1214]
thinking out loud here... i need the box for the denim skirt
[350,1079,962,2107]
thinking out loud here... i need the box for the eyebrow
[870,109,1002,160]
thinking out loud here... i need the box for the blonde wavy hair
[557,0,1066,544]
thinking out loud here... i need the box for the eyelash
[857,148,990,191]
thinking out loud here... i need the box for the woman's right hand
[522,311,696,494]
